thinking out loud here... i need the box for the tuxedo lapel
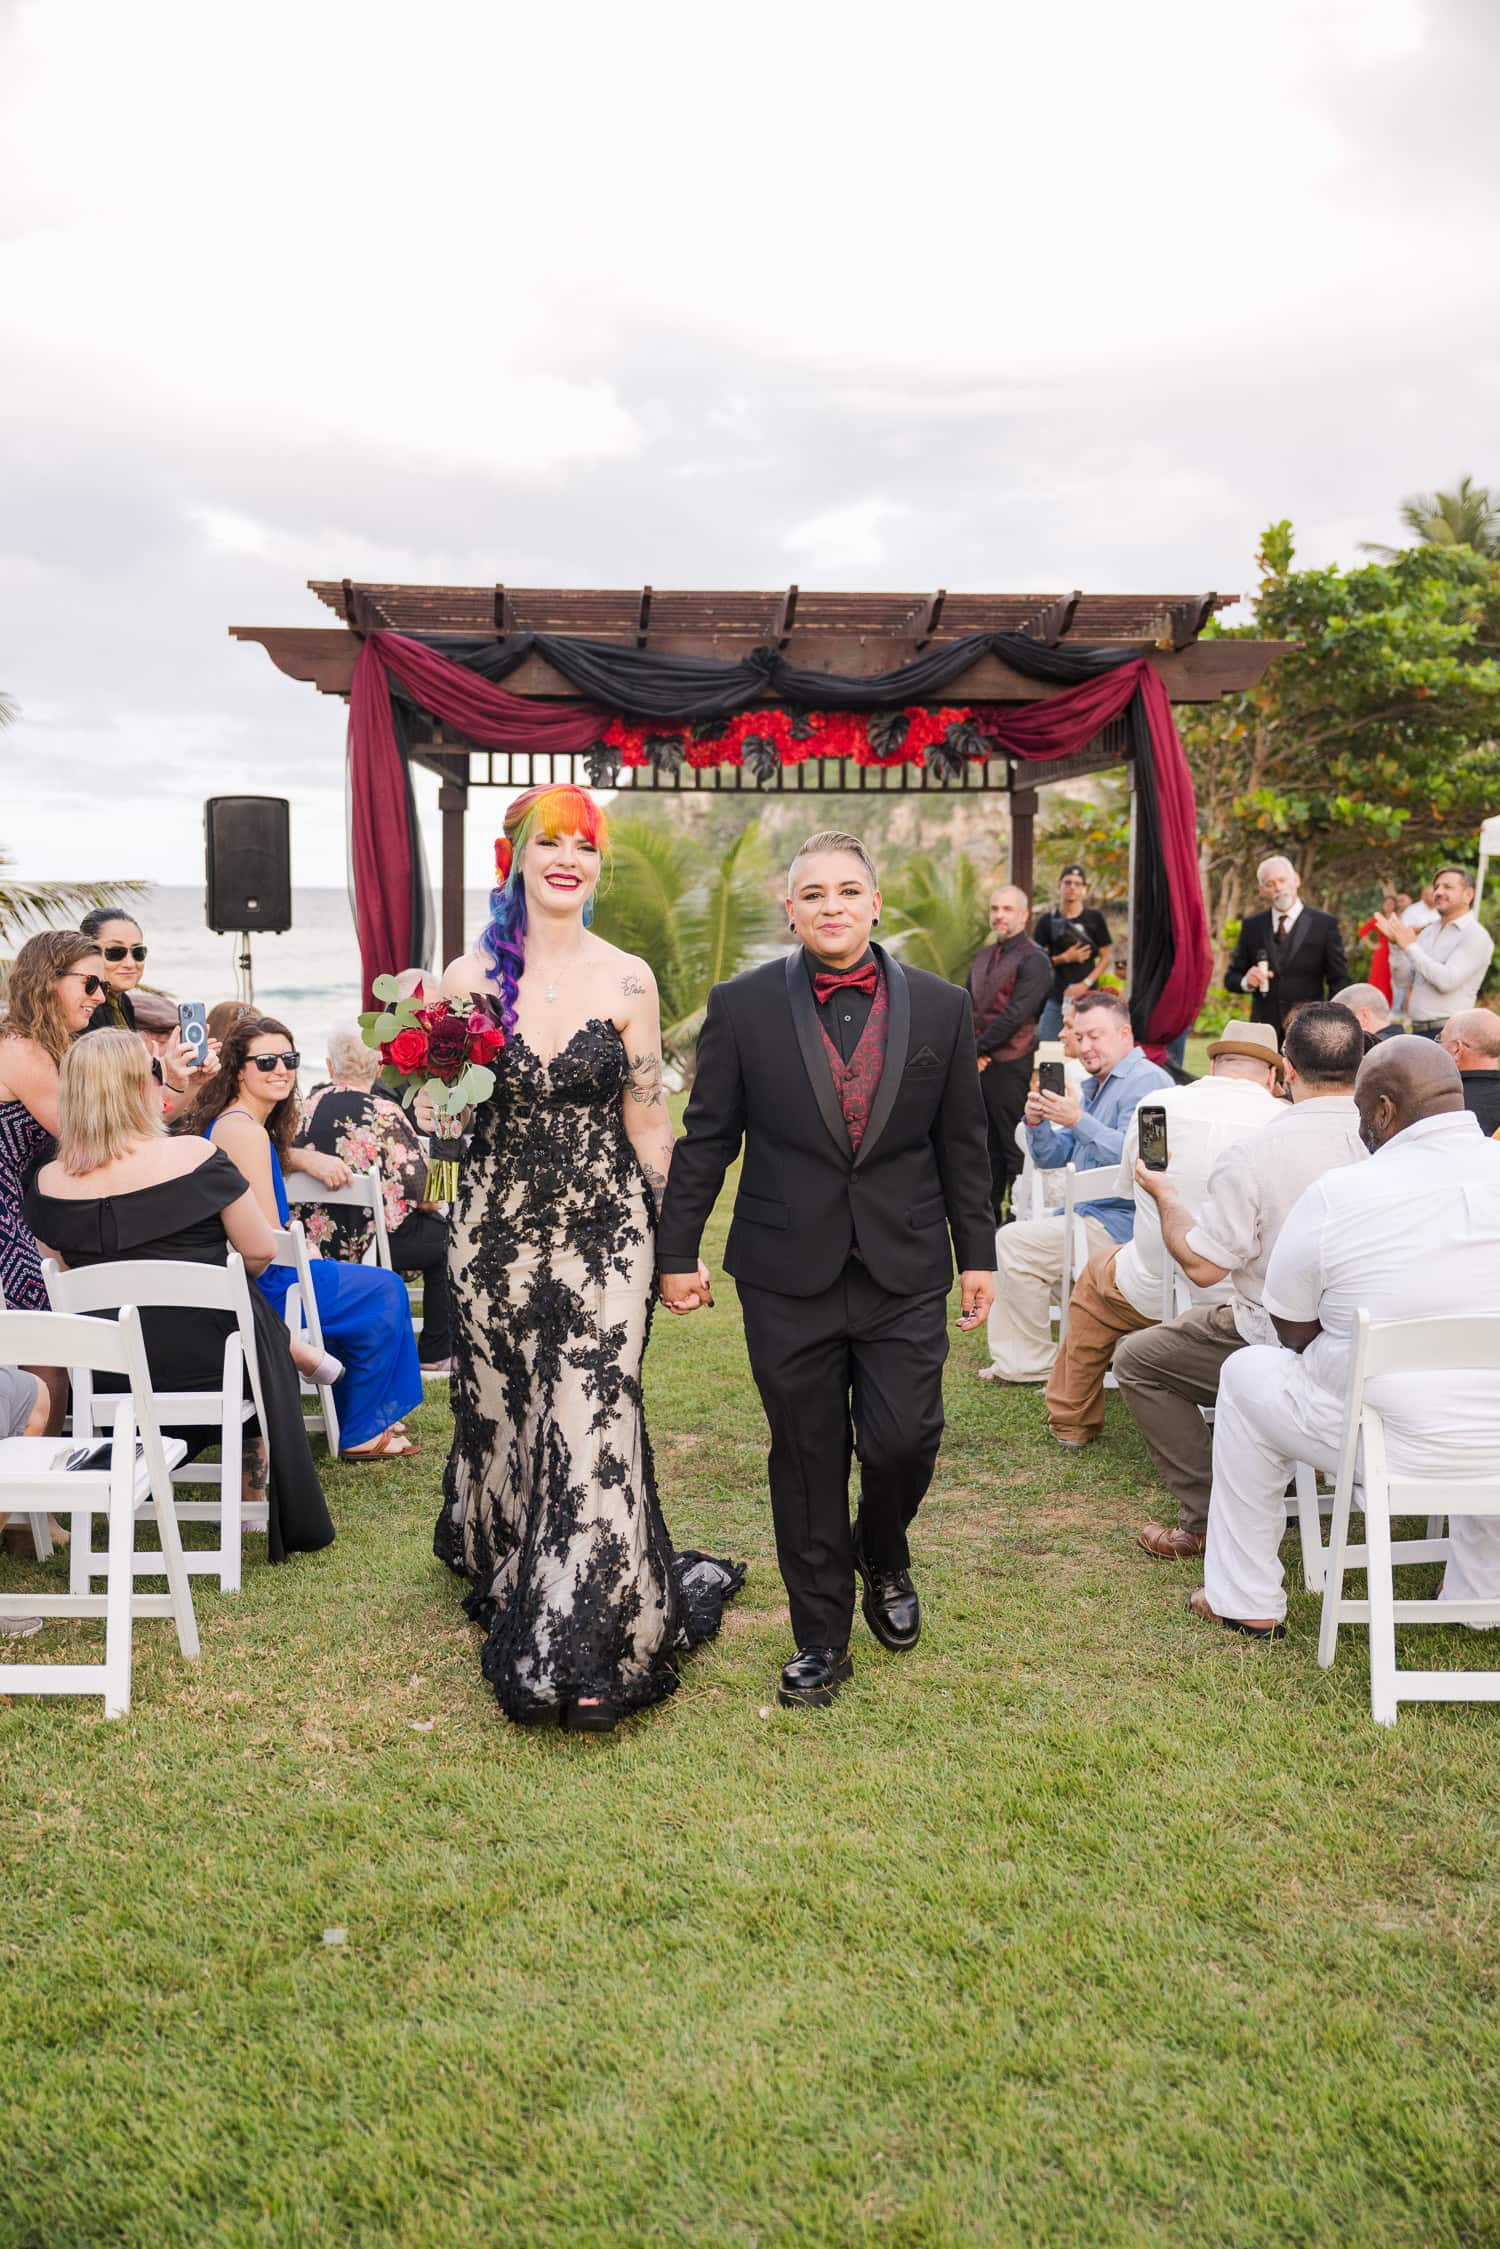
[1279,908,1317,963]
[853,945,911,1171]
[785,948,853,1160]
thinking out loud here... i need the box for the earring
[872,916,881,928]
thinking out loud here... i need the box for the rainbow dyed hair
[478,783,611,1037]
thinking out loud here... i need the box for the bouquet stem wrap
[425,1132,464,1205]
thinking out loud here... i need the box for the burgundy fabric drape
[974,658,1211,1047]
[348,635,608,1005]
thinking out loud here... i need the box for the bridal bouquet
[358,975,505,1201]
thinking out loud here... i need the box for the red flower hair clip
[494,836,513,884]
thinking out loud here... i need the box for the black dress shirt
[805,946,877,1063]
[1033,906,1113,1006]
[1458,1070,1500,1136]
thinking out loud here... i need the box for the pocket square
[908,1044,942,1068]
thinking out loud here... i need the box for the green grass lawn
[5,1160,1500,2248]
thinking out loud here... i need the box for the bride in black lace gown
[432,784,743,1729]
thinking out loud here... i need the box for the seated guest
[181,1016,423,1460]
[1437,1009,1500,1135]
[79,906,149,1032]
[24,1032,334,1561]
[0,931,108,1432]
[979,992,1171,1383]
[1115,1004,1366,1558]
[1043,1022,1282,1451]
[298,1026,452,1373]
[207,1000,255,1047]
[1333,982,1401,1049]
[1194,1038,1500,1638]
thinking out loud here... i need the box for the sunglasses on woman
[248,1051,300,1072]
[66,972,106,997]
[101,943,148,963]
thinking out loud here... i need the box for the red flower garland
[599,705,983,774]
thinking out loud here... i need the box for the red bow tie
[812,961,879,1006]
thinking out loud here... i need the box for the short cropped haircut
[1071,990,1130,1026]
[1283,1002,1364,1087]
[787,831,878,893]
[1434,865,1476,891]
[327,1025,380,1083]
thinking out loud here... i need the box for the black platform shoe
[777,1646,853,1710]
[853,1548,922,1652]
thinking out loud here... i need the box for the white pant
[1206,1345,1500,1624]
[985,1213,1116,1381]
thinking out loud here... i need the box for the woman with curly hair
[179,1015,421,1460]
[0,930,107,1315]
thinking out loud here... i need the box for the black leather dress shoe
[854,1553,922,1651]
[777,1645,853,1709]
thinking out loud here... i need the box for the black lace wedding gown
[435,1014,743,1723]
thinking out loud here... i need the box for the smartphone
[1037,1060,1066,1098]
[177,1000,210,1069]
[1138,1104,1169,1172]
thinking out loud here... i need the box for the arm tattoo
[625,1048,666,1108]
[640,1159,668,1217]
[620,974,646,997]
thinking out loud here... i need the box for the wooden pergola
[232,581,1290,961]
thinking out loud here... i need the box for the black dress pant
[981,1054,1033,1223]
[737,1261,949,1649]
[388,1209,452,1362]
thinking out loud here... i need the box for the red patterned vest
[818,967,890,1152]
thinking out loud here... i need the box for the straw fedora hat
[1206,1020,1280,1066]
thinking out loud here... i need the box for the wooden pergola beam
[229,624,1292,706]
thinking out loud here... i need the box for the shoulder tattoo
[621,973,647,997]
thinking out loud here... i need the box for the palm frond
[879,851,988,983]
[0,852,148,945]
[677,820,777,997]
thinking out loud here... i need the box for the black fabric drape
[419,629,1140,722]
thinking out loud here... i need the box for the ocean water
[117,885,494,1080]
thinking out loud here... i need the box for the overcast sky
[4,0,1496,893]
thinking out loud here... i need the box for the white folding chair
[1012,1123,1046,1222]
[283,1167,392,1269]
[271,1221,340,1454]
[0,1275,54,1560]
[0,1306,195,1717]
[1318,1311,1500,1725]
[44,1255,269,1595]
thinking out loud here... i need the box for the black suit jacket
[1224,906,1349,1028]
[657,945,995,1299]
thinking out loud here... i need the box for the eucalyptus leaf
[465,1065,496,1104]
[371,973,402,1002]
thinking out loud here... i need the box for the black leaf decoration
[787,711,817,742]
[646,732,686,775]
[741,734,782,783]
[923,732,966,784]
[866,710,910,759]
[690,720,730,745]
[585,744,622,789]
[943,719,988,764]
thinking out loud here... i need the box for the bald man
[1439,1008,1500,1135]
[1224,855,1349,1034]
[1191,1038,1500,1638]
[966,886,1051,1224]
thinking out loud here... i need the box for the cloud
[784,500,908,574]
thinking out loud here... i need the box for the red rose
[384,1027,429,1074]
[468,1026,504,1063]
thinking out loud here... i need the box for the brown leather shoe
[1137,1521,1207,1560]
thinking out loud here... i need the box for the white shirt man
[1200,1058,1500,1633]
[1384,870,1492,1027]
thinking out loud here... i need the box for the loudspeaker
[204,797,292,933]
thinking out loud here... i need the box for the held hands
[659,1262,714,1315]
[957,1272,995,1329]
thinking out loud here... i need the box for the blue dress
[212,1125,422,1451]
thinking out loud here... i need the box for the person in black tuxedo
[657,831,996,1710]
[1224,855,1349,1032]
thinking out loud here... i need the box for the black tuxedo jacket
[1224,906,1349,1028]
[657,945,995,1299]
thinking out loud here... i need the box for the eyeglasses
[248,1051,299,1073]
[101,943,148,963]
[65,972,106,997]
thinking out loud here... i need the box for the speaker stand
[235,932,256,1005]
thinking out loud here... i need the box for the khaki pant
[1044,1246,1158,1441]
[984,1213,1116,1382]
[1111,1304,1245,1537]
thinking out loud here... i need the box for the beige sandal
[340,1430,421,1462]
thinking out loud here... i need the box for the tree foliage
[591,814,780,1066]
[1362,475,1500,561]
[1178,526,1500,963]
[879,851,990,984]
